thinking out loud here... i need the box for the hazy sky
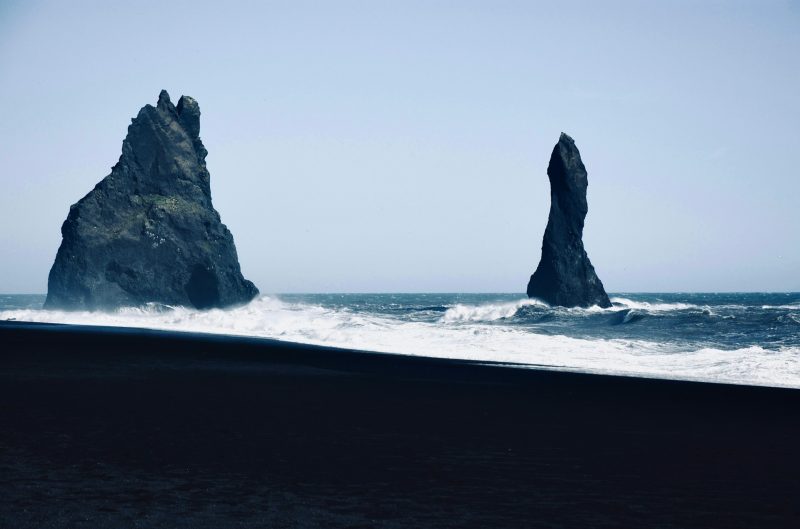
[0,0,798,293]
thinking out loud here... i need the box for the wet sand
[1,321,798,528]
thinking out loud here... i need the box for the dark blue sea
[2,292,798,388]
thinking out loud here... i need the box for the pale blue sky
[0,0,798,293]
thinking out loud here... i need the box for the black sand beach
[1,321,798,528]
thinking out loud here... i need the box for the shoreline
[1,320,799,527]
[2,319,796,390]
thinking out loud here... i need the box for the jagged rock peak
[157,89,173,110]
[526,133,611,308]
[176,95,200,138]
[44,91,258,311]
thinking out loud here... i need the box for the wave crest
[441,299,547,323]
[610,297,702,312]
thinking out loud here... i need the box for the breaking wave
[439,296,707,324]
[441,299,548,322]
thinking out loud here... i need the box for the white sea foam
[609,297,702,312]
[441,298,548,322]
[2,296,799,389]
[439,296,704,323]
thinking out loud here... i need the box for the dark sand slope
[1,322,798,528]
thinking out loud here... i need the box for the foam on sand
[2,295,799,389]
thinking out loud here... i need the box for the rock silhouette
[45,90,258,310]
[527,133,611,308]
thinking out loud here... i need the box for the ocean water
[1,293,799,389]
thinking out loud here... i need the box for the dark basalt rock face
[527,133,611,308]
[45,90,258,310]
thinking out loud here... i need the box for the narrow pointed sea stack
[527,133,611,308]
[45,90,258,310]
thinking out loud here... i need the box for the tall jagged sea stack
[45,91,258,310]
[527,133,611,308]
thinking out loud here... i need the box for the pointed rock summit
[527,133,611,308]
[45,90,258,310]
